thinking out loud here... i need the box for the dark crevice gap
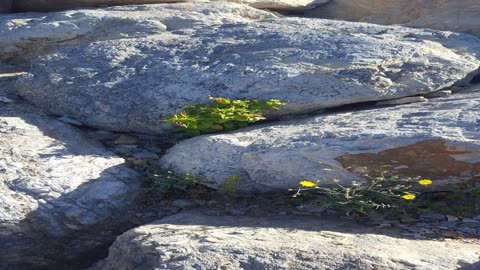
[470,73,480,84]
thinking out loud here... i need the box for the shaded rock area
[0,0,13,13]
[161,86,480,191]
[9,3,480,135]
[305,0,480,37]
[92,211,480,270]
[0,80,144,269]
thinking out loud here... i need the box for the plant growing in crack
[163,97,286,136]
[218,175,244,196]
[291,174,434,217]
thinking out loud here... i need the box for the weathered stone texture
[93,212,480,270]
[306,0,480,37]
[6,3,479,135]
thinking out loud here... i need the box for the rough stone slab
[0,101,140,268]
[0,2,277,65]
[11,0,330,13]
[9,3,480,135]
[93,212,480,270]
[306,0,480,37]
[160,88,480,191]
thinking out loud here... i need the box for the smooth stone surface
[0,100,140,269]
[9,3,480,135]
[93,212,480,270]
[161,89,480,191]
[306,0,480,37]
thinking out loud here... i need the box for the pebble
[402,214,480,239]
[457,227,477,235]
[445,214,459,222]
[461,218,479,224]
[194,200,207,206]
[418,213,446,220]
[401,217,418,224]
[114,134,139,145]
[171,199,195,209]
[439,221,457,228]
[133,150,159,159]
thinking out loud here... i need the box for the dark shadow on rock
[0,100,156,270]
[457,260,480,270]
[470,73,480,84]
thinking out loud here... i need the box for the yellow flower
[299,180,317,187]
[418,179,433,185]
[402,194,416,200]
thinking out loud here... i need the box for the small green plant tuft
[145,170,200,193]
[163,97,286,136]
[219,175,244,196]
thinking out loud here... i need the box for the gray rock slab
[160,88,480,191]
[0,3,277,65]
[305,0,480,37]
[93,211,480,270]
[9,3,480,135]
[0,101,140,268]
[11,0,330,13]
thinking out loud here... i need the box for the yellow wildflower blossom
[299,180,317,187]
[402,194,416,200]
[418,179,433,185]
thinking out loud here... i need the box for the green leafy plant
[291,176,432,217]
[218,175,244,195]
[163,97,286,136]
